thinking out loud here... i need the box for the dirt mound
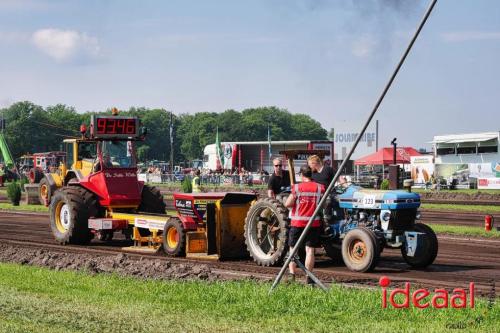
[0,243,218,281]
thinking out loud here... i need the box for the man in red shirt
[285,165,325,284]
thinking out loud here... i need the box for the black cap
[300,165,312,178]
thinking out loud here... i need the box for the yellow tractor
[39,137,99,205]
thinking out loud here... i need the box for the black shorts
[288,227,321,248]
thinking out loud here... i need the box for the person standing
[307,155,334,187]
[284,165,325,285]
[267,158,290,198]
[192,169,202,193]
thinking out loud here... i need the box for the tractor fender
[45,173,63,189]
[64,170,83,185]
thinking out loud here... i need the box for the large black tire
[244,197,289,266]
[138,185,166,213]
[49,187,98,245]
[38,177,52,205]
[162,218,186,257]
[401,223,438,269]
[342,228,380,272]
[137,185,166,236]
[29,168,44,184]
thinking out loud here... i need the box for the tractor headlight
[415,210,421,220]
[380,210,391,231]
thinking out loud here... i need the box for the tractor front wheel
[342,228,380,272]
[38,177,52,205]
[49,187,98,245]
[401,223,438,269]
[162,218,186,256]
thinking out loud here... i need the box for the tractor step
[89,218,128,230]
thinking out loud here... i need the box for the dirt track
[0,211,498,296]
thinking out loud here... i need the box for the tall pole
[269,0,438,293]
[375,120,379,151]
[170,111,174,173]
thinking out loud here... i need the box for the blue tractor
[244,169,438,272]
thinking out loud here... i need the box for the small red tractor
[48,109,254,259]
[18,152,66,184]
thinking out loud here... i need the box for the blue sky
[0,0,499,151]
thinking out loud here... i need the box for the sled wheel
[162,218,186,257]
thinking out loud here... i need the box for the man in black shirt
[267,158,291,198]
[307,155,334,187]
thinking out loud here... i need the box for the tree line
[0,101,328,163]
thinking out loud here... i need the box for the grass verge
[0,202,48,212]
[0,263,498,333]
[421,203,500,213]
[428,223,500,239]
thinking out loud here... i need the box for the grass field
[413,188,500,195]
[0,263,497,333]
[0,202,48,212]
[428,223,500,239]
[421,203,500,213]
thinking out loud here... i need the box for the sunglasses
[274,164,282,167]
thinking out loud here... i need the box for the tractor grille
[389,209,416,230]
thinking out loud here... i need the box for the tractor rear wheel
[49,187,98,245]
[162,218,186,256]
[401,223,438,269]
[342,228,380,272]
[137,185,166,236]
[138,185,166,213]
[244,198,289,266]
[38,177,52,205]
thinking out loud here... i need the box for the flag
[215,127,224,170]
[267,125,272,159]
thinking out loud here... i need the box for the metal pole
[170,111,174,174]
[269,0,438,293]
[375,120,379,151]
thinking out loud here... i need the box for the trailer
[203,140,333,173]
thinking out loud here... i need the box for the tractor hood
[79,168,143,207]
[338,186,420,210]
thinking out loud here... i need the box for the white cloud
[32,28,101,62]
[351,35,378,58]
[440,31,500,42]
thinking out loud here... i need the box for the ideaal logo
[379,276,475,309]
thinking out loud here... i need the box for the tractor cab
[40,110,146,208]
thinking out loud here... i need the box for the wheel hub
[350,240,367,262]
[167,227,179,249]
[59,204,71,231]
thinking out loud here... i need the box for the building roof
[354,147,421,166]
[431,132,499,144]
